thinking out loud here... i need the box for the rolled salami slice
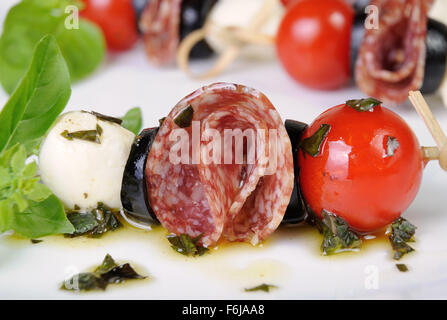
[355,0,432,104]
[140,0,182,65]
[145,83,294,246]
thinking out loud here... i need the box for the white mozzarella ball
[205,0,284,60]
[39,111,135,211]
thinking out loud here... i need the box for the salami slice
[355,0,432,104]
[140,0,182,65]
[145,83,294,246]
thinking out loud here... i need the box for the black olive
[350,9,366,77]
[351,4,447,93]
[281,119,309,226]
[351,0,370,12]
[180,0,218,59]
[421,18,447,94]
[133,0,149,34]
[121,127,159,224]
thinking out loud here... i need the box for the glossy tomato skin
[298,104,424,232]
[276,0,354,90]
[81,0,139,51]
[280,0,296,7]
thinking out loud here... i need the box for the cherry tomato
[298,101,424,232]
[81,0,139,51]
[280,0,297,6]
[276,0,354,90]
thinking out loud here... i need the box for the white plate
[1,0,447,300]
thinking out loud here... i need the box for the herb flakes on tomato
[388,217,417,260]
[312,210,362,255]
[346,97,382,112]
[300,124,330,157]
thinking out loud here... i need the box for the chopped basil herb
[121,107,143,135]
[244,283,278,293]
[396,264,409,272]
[61,254,146,292]
[300,124,330,157]
[61,125,102,144]
[313,210,362,255]
[65,203,121,238]
[166,233,209,256]
[87,111,123,125]
[346,98,382,112]
[94,253,118,273]
[389,217,417,260]
[385,136,400,157]
[30,239,43,244]
[174,105,194,128]
[159,117,166,126]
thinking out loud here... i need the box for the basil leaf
[396,264,409,272]
[300,124,330,157]
[88,111,122,125]
[66,212,99,236]
[244,284,278,293]
[55,19,105,83]
[166,233,209,256]
[65,203,122,238]
[346,98,382,112]
[0,35,71,154]
[94,254,118,274]
[121,107,143,135]
[388,217,417,260]
[11,195,74,238]
[0,0,104,94]
[313,210,362,255]
[62,254,146,292]
[174,105,194,128]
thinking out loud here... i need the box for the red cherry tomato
[276,0,354,90]
[280,0,296,6]
[81,0,139,51]
[298,102,424,232]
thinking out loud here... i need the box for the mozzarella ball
[205,0,284,60]
[39,111,135,210]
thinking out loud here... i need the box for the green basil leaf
[389,217,417,260]
[166,233,209,256]
[174,105,194,128]
[0,35,71,154]
[346,98,382,112]
[11,195,74,238]
[314,210,362,255]
[55,19,105,83]
[121,107,143,135]
[94,254,118,274]
[396,264,409,272]
[62,254,146,292]
[65,203,121,238]
[66,212,99,236]
[0,200,14,233]
[244,283,278,293]
[0,0,104,94]
[24,182,52,202]
[300,124,330,157]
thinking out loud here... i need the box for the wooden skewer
[177,0,276,79]
[408,91,447,171]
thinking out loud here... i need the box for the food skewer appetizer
[175,0,447,105]
[35,80,447,256]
